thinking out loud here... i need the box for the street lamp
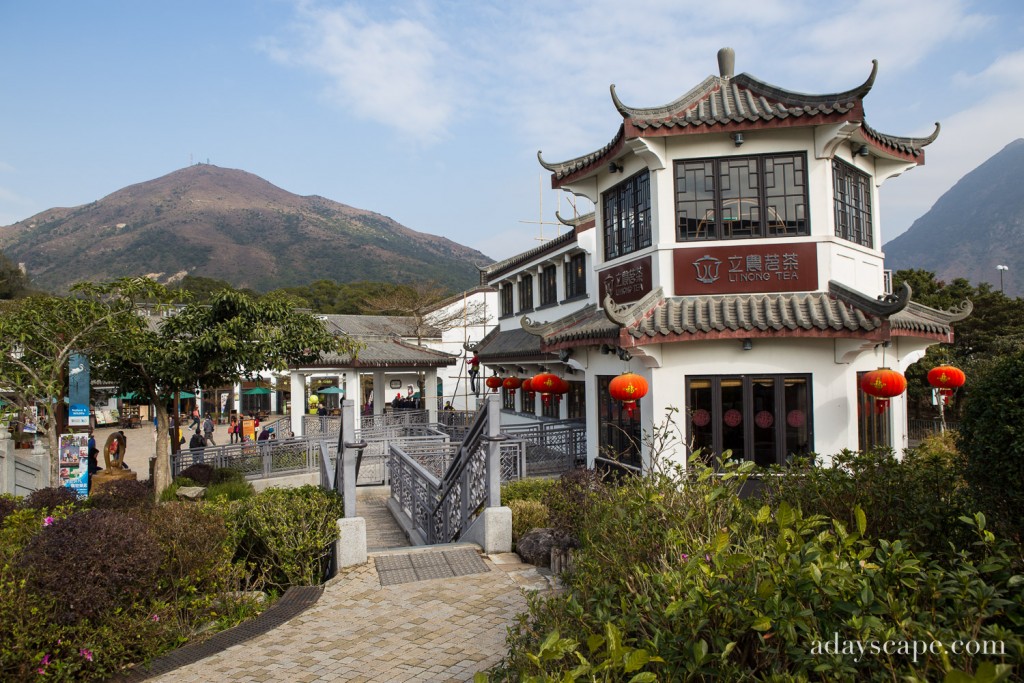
[997,265,1009,294]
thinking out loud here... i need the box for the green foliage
[159,477,198,502]
[22,486,79,513]
[0,494,16,525]
[958,346,1024,544]
[0,250,31,299]
[273,279,405,314]
[760,448,973,556]
[489,457,1024,681]
[172,274,255,302]
[178,463,216,486]
[542,468,609,539]
[235,485,344,589]
[502,478,558,505]
[87,479,154,510]
[508,499,550,544]
[205,479,255,502]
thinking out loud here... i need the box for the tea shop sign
[598,255,652,304]
[673,242,818,295]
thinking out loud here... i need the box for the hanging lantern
[860,368,907,413]
[549,376,569,403]
[485,376,502,393]
[521,378,533,394]
[928,365,966,405]
[608,372,649,417]
[502,376,522,392]
[531,372,559,394]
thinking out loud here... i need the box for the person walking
[189,428,206,463]
[202,414,216,446]
[229,416,238,444]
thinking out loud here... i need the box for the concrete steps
[355,487,411,551]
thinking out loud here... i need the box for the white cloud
[265,2,458,143]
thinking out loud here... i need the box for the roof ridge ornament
[718,47,735,79]
[828,280,910,317]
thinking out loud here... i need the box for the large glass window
[540,265,557,306]
[518,275,534,313]
[519,385,535,414]
[857,370,890,451]
[566,380,586,421]
[597,375,642,470]
[565,252,587,300]
[833,160,873,248]
[675,153,808,241]
[686,374,812,466]
[502,387,516,410]
[500,283,513,317]
[602,171,651,261]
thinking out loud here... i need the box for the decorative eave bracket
[623,138,666,171]
[814,121,862,160]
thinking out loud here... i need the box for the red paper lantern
[521,378,533,393]
[928,365,965,404]
[531,372,560,394]
[485,376,502,393]
[502,376,522,392]
[860,368,907,413]
[608,372,649,417]
[551,376,569,394]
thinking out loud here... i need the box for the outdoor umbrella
[316,387,345,394]
[243,387,272,395]
[116,391,141,400]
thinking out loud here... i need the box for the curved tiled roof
[520,304,620,346]
[312,336,457,369]
[483,229,578,280]
[890,299,972,336]
[472,325,553,363]
[538,125,625,181]
[862,120,941,158]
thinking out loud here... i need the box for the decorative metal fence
[361,409,430,431]
[172,436,318,479]
[501,422,586,477]
[302,415,341,439]
[908,418,960,441]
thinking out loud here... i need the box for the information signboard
[59,433,89,496]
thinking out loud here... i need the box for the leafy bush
[235,485,344,589]
[542,468,608,538]
[159,477,198,503]
[205,479,254,502]
[958,347,1024,544]
[22,486,78,513]
[17,509,163,625]
[88,479,154,510]
[760,447,972,556]
[0,494,17,525]
[212,467,247,485]
[508,499,549,544]
[502,478,557,504]
[490,458,1024,682]
[178,463,216,486]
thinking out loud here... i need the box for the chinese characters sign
[598,256,652,304]
[673,243,818,295]
[59,433,89,496]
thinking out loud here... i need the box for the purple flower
[39,654,51,666]
[680,553,689,562]
[705,554,712,563]
[151,614,159,622]
[43,516,54,526]
[80,648,93,662]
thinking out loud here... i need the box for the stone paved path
[149,547,551,682]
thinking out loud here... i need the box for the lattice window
[602,170,651,261]
[500,283,513,317]
[565,252,587,299]
[518,275,534,313]
[833,159,873,248]
[540,265,557,306]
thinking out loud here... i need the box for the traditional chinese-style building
[473,48,970,471]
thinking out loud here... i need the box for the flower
[79,648,93,662]
[150,614,159,622]
[680,553,689,562]
[39,654,51,666]
[43,516,54,526]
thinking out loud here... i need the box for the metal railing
[388,394,502,545]
[501,422,586,477]
[173,436,318,479]
[908,418,960,441]
[303,415,341,438]
[362,409,430,431]
[262,416,294,439]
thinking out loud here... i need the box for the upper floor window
[602,170,651,261]
[540,265,558,306]
[565,252,587,300]
[518,275,534,313]
[833,160,873,248]
[500,283,513,317]
[675,153,809,241]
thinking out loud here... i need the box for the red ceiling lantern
[485,376,503,393]
[531,372,560,394]
[608,372,649,417]
[927,365,965,404]
[860,368,907,413]
[521,378,533,394]
[502,376,522,392]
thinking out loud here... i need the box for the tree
[0,250,31,299]
[0,281,153,483]
[361,281,488,344]
[90,281,358,495]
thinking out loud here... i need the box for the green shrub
[205,479,255,502]
[958,347,1024,544]
[212,467,247,485]
[22,486,79,513]
[0,494,18,525]
[542,468,608,538]
[508,499,549,544]
[235,485,344,589]
[178,463,216,486]
[159,477,198,503]
[502,478,557,504]
[760,448,972,556]
[17,509,163,625]
[490,458,1024,682]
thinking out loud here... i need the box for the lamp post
[997,265,1009,294]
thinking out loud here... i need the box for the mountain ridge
[0,165,492,293]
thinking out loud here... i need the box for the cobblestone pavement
[149,548,554,682]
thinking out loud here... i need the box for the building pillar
[373,370,387,416]
[270,375,279,414]
[290,371,305,437]
[425,368,438,423]
[233,382,242,418]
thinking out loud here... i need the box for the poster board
[240,417,255,442]
[59,433,89,496]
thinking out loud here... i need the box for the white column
[270,375,279,414]
[290,371,305,437]
[425,368,438,423]
[233,382,242,418]
[373,370,387,416]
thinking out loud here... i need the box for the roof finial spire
[717,47,735,79]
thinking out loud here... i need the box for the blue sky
[2,0,1023,262]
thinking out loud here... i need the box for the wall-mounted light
[616,347,632,361]
[558,348,573,362]
[856,144,870,157]
[742,338,753,351]
[731,132,744,147]
[496,366,505,374]
[515,366,526,375]
[608,161,624,173]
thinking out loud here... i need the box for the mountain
[0,165,492,293]
[884,139,1024,298]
